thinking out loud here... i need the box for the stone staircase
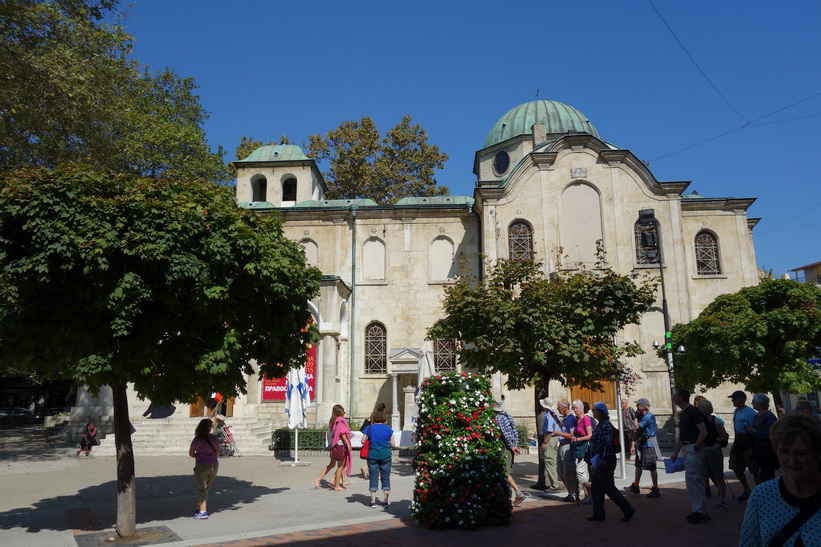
[85,417,275,457]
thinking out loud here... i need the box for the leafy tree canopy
[306,115,449,204]
[0,165,321,402]
[428,256,657,393]
[671,278,821,395]
[0,0,229,182]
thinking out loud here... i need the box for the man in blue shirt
[728,390,759,501]
[539,397,561,492]
[552,399,579,502]
[625,397,662,498]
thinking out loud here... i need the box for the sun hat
[593,402,609,417]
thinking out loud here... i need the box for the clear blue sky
[121,1,820,277]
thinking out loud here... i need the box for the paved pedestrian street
[0,427,744,546]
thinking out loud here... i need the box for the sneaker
[561,495,576,503]
[713,499,729,510]
[647,487,661,498]
[686,513,710,524]
[193,511,209,520]
[383,501,390,509]
[369,502,377,508]
[513,493,526,506]
[737,492,750,502]
[624,484,640,494]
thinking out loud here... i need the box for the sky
[119,1,820,277]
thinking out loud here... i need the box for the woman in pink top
[189,418,220,519]
[313,404,352,491]
[571,399,593,504]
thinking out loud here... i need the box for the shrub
[411,372,511,529]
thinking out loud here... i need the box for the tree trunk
[112,383,137,537]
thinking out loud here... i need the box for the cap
[728,390,747,400]
[539,397,554,411]
[593,402,609,416]
[634,397,651,408]
[492,399,505,412]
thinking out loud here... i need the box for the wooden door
[570,382,617,410]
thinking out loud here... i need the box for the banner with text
[261,345,316,401]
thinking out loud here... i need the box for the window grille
[508,222,534,261]
[695,232,721,275]
[434,339,457,373]
[364,323,387,374]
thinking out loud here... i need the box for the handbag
[573,440,589,459]
[360,438,370,459]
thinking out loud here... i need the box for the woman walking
[314,404,352,491]
[189,418,220,520]
[362,405,395,508]
[570,399,593,504]
[587,402,636,522]
[360,402,386,478]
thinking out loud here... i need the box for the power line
[755,200,821,237]
[648,91,821,162]
[648,0,748,123]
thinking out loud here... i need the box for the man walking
[539,397,561,492]
[620,399,636,461]
[494,399,526,506]
[625,397,662,498]
[671,388,710,524]
[552,399,580,502]
[728,390,759,502]
[745,393,779,482]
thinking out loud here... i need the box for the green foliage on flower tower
[411,372,512,529]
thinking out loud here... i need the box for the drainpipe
[348,206,358,416]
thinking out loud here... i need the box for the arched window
[508,221,534,261]
[634,220,659,264]
[434,339,457,373]
[364,322,387,374]
[252,176,267,202]
[695,232,721,275]
[560,183,602,266]
[282,177,297,202]
[300,239,318,268]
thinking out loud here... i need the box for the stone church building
[81,99,760,435]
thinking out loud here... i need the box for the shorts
[702,446,724,481]
[503,448,514,476]
[636,443,658,471]
[728,444,759,474]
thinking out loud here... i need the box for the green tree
[670,278,821,407]
[428,257,656,394]
[0,0,228,182]
[306,115,449,204]
[0,165,321,537]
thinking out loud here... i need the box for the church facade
[226,99,760,429]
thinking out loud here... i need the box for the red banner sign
[261,344,316,401]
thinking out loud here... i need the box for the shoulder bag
[768,491,821,547]
[360,425,371,459]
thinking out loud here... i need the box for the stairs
[87,417,275,457]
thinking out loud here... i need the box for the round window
[493,151,510,175]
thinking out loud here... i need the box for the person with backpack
[697,398,730,509]
[586,402,636,522]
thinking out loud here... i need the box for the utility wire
[649,91,821,162]
[755,200,821,237]
[649,0,748,123]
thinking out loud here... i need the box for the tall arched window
[362,238,386,281]
[251,176,267,202]
[364,322,387,374]
[508,221,534,261]
[695,231,721,275]
[434,339,457,373]
[634,220,659,264]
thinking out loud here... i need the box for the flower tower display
[411,372,512,529]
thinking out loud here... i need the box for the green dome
[234,144,310,163]
[483,100,599,148]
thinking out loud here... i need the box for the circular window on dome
[493,151,510,175]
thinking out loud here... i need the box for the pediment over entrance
[388,347,421,375]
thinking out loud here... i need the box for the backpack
[611,422,621,452]
[704,415,719,447]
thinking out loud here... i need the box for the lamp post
[638,209,678,422]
